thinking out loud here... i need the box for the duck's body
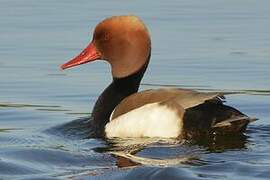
[61,15,256,139]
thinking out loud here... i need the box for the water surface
[0,0,270,179]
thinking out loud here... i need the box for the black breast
[89,55,150,137]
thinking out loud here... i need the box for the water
[0,0,270,179]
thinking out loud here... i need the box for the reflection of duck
[94,134,248,167]
[61,15,256,139]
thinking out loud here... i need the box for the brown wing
[111,88,222,120]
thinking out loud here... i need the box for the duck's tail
[211,115,258,134]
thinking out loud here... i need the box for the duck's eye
[94,29,110,42]
[104,32,110,41]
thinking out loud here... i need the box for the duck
[61,15,256,139]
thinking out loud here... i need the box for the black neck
[90,54,150,137]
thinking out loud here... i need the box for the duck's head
[61,15,151,78]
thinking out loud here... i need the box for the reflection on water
[93,131,249,168]
[0,102,61,108]
[0,128,23,133]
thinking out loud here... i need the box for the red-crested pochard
[61,15,256,139]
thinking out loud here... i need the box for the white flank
[105,102,183,138]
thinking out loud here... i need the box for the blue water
[0,0,270,179]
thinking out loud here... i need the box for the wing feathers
[111,88,223,120]
[174,92,221,109]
